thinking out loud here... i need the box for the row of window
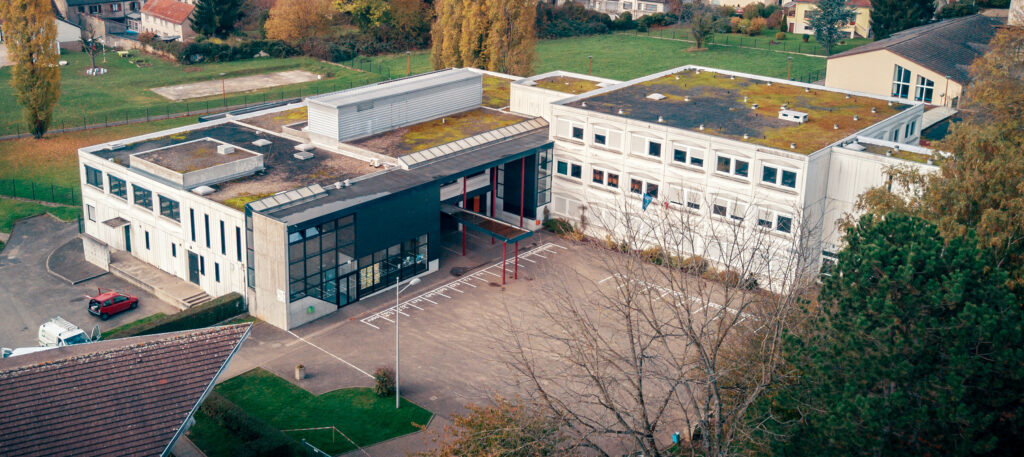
[667,189,795,234]
[555,157,798,190]
[85,164,243,262]
[892,65,935,103]
[78,2,137,14]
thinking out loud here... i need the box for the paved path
[151,70,321,101]
[0,215,178,347]
[922,106,958,130]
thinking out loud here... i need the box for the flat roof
[308,68,479,109]
[564,67,913,154]
[89,122,378,212]
[347,107,529,158]
[482,75,512,109]
[236,106,308,132]
[134,139,258,173]
[534,75,604,95]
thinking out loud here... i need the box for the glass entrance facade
[358,234,429,296]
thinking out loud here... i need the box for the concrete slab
[922,106,957,130]
[0,44,10,68]
[109,250,210,309]
[46,236,108,285]
[0,215,179,348]
[150,70,321,101]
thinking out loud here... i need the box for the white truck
[37,317,97,347]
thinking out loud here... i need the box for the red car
[87,288,138,320]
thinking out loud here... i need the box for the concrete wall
[82,234,110,271]
[791,3,871,38]
[826,49,963,107]
[250,211,289,329]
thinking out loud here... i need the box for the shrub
[802,33,809,42]
[775,31,786,40]
[766,10,784,29]
[177,40,298,64]
[737,18,751,34]
[638,12,671,29]
[713,17,732,33]
[779,15,787,32]
[730,17,742,32]
[373,367,396,397]
[640,246,665,265]
[199,392,302,457]
[103,293,245,339]
[679,256,709,275]
[536,2,614,38]
[543,218,575,236]
[611,11,637,31]
[741,4,762,19]
[748,17,767,35]
[138,31,156,45]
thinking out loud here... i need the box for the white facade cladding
[306,68,483,143]
[510,71,621,121]
[539,65,935,288]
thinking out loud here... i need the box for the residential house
[0,325,250,457]
[784,0,872,38]
[825,14,1003,107]
[54,0,144,26]
[576,0,668,19]
[140,0,196,42]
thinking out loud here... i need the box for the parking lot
[0,215,178,348]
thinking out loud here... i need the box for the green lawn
[100,312,168,340]
[0,197,81,233]
[191,368,433,455]
[629,25,873,56]
[0,53,384,136]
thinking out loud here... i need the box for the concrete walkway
[171,436,207,457]
[922,106,958,130]
[151,70,321,101]
[109,250,210,310]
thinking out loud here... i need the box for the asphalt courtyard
[0,215,178,348]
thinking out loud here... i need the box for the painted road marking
[287,330,373,379]
[360,243,564,328]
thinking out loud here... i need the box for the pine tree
[484,0,535,75]
[0,0,61,138]
[189,0,244,39]
[808,0,855,55]
[870,0,935,40]
[769,213,1024,456]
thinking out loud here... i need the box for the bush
[638,12,672,29]
[640,246,665,265]
[611,11,638,31]
[802,33,809,42]
[138,31,156,45]
[766,10,784,29]
[178,40,298,64]
[199,392,302,457]
[748,17,767,36]
[679,256,709,275]
[104,293,245,339]
[936,2,979,19]
[779,15,787,33]
[775,31,786,40]
[741,4,762,19]
[730,17,742,33]
[373,367,396,397]
[713,17,733,33]
[536,1,614,38]
[543,218,575,236]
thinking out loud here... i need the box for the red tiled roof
[794,0,872,8]
[0,324,250,457]
[141,0,196,24]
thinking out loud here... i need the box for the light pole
[587,55,593,75]
[406,51,412,77]
[395,276,421,409]
[220,72,227,106]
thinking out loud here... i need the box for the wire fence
[0,179,81,206]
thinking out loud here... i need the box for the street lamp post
[588,55,593,75]
[395,276,421,409]
[220,72,227,106]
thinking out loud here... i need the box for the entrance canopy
[441,204,533,243]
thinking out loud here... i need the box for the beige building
[825,14,1003,107]
[140,0,195,42]
[785,0,872,38]
[576,0,667,19]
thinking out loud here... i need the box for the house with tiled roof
[54,0,145,26]
[825,14,1004,107]
[784,0,873,38]
[0,324,250,457]
[140,0,196,42]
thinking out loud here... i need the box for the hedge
[178,40,298,65]
[198,392,303,457]
[104,293,245,339]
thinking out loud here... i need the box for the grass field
[0,53,384,136]
[630,26,873,56]
[99,312,168,340]
[189,368,432,455]
[0,197,81,233]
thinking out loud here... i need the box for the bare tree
[80,23,102,73]
[502,193,821,456]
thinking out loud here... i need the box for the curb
[45,235,108,286]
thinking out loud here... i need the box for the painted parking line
[607,274,762,329]
[360,242,565,329]
[287,330,374,379]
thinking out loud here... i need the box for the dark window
[777,215,793,233]
[781,170,797,188]
[215,263,220,282]
[133,185,152,210]
[717,156,731,173]
[915,75,934,103]
[145,231,150,250]
[236,227,242,261]
[159,196,179,221]
[673,149,686,163]
[85,166,103,188]
[536,148,552,207]
[630,179,642,194]
[648,141,661,157]
[570,164,582,179]
[109,175,127,199]
[557,161,568,175]
[592,169,604,184]
[607,173,619,188]
[713,203,728,217]
[172,243,177,257]
[200,256,205,275]
[190,209,196,241]
[204,214,210,248]
[646,183,658,198]
[735,160,749,178]
[220,220,226,255]
[594,133,606,145]
[762,166,778,184]
[690,156,704,168]
[571,126,584,140]
[758,217,773,228]
[892,65,911,99]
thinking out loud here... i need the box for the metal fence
[0,179,80,206]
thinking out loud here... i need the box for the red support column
[519,157,525,228]
[514,241,519,279]
[462,176,467,256]
[502,242,507,285]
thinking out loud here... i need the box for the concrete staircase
[109,251,211,311]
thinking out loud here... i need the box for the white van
[38,317,95,347]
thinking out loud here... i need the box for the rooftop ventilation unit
[370,158,383,168]
[252,139,272,147]
[846,142,866,151]
[191,185,216,196]
[217,144,235,155]
[778,109,809,124]
[293,151,314,160]
[646,93,666,100]
[294,143,315,152]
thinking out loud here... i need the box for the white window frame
[890,127,900,142]
[904,120,916,138]
[590,166,619,188]
[714,154,750,179]
[914,75,934,103]
[87,204,96,222]
[892,65,911,99]
[671,143,706,171]
[571,123,585,140]
[756,208,795,235]
[556,159,583,180]
[593,127,608,146]
[760,164,799,189]
[629,177,659,198]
